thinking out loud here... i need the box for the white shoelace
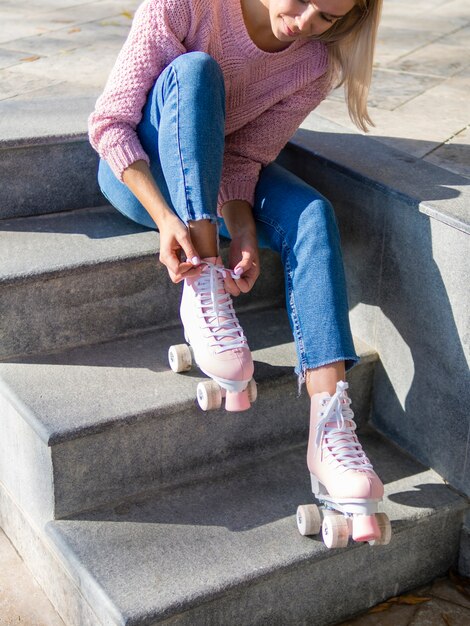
[193,261,248,353]
[315,381,373,472]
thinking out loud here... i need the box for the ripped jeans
[97,52,358,380]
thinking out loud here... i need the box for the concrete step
[0,205,284,359]
[1,431,467,626]
[0,306,377,525]
[0,133,102,220]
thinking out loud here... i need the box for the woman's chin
[274,29,295,42]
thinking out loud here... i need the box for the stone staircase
[0,131,468,625]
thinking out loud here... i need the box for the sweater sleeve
[218,70,331,214]
[88,0,191,180]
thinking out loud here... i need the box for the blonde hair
[316,0,383,132]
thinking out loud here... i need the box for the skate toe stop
[352,514,380,542]
[225,389,250,412]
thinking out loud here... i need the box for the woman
[89,0,388,546]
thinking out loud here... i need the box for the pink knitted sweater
[88,0,330,212]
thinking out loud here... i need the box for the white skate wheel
[247,378,257,403]
[296,504,321,536]
[369,513,392,546]
[196,380,222,411]
[168,344,192,373]
[322,512,350,549]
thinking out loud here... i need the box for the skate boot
[168,256,256,412]
[296,381,391,548]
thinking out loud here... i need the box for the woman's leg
[219,161,354,396]
[97,51,225,255]
[241,163,385,541]
[245,161,358,391]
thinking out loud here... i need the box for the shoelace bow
[194,261,248,353]
[315,381,373,472]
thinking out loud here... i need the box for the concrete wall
[278,132,470,497]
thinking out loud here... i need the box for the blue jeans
[98,52,358,377]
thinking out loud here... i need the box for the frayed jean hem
[295,354,360,395]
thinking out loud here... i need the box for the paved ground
[339,571,470,626]
[0,0,469,178]
[0,1,469,625]
[0,528,64,626]
[318,0,470,180]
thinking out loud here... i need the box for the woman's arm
[122,160,172,228]
[215,70,332,295]
[123,160,201,283]
[88,0,190,181]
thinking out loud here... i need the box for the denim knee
[293,196,341,259]
[168,52,225,101]
[253,163,357,379]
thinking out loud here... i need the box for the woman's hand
[224,231,260,296]
[157,211,202,283]
[220,199,260,296]
[122,161,202,283]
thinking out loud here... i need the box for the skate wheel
[168,344,192,373]
[296,504,321,536]
[369,513,392,546]
[247,378,257,403]
[197,380,222,411]
[322,512,350,549]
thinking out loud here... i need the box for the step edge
[0,132,88,151]
[0,206,253,285]
[286,122,470,236]
[0,251,157,287]
[0,205,158,285]
[137,505,468,625]
[0,332,377,447]
[45,522,125,626]
[0,377,51,445]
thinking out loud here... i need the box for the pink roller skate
[168,256,256,412]
[296,381,391,548]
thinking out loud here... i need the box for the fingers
[167,262,203,284]
[159,221,202,283]
[160,243,202,283]
[231,250,259,294]
[233,257,250,278]
[235,268,259,293]
[236,275,254,293]
[224,272,241,296]
[179,231,200,268]
[225,262,259,295]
